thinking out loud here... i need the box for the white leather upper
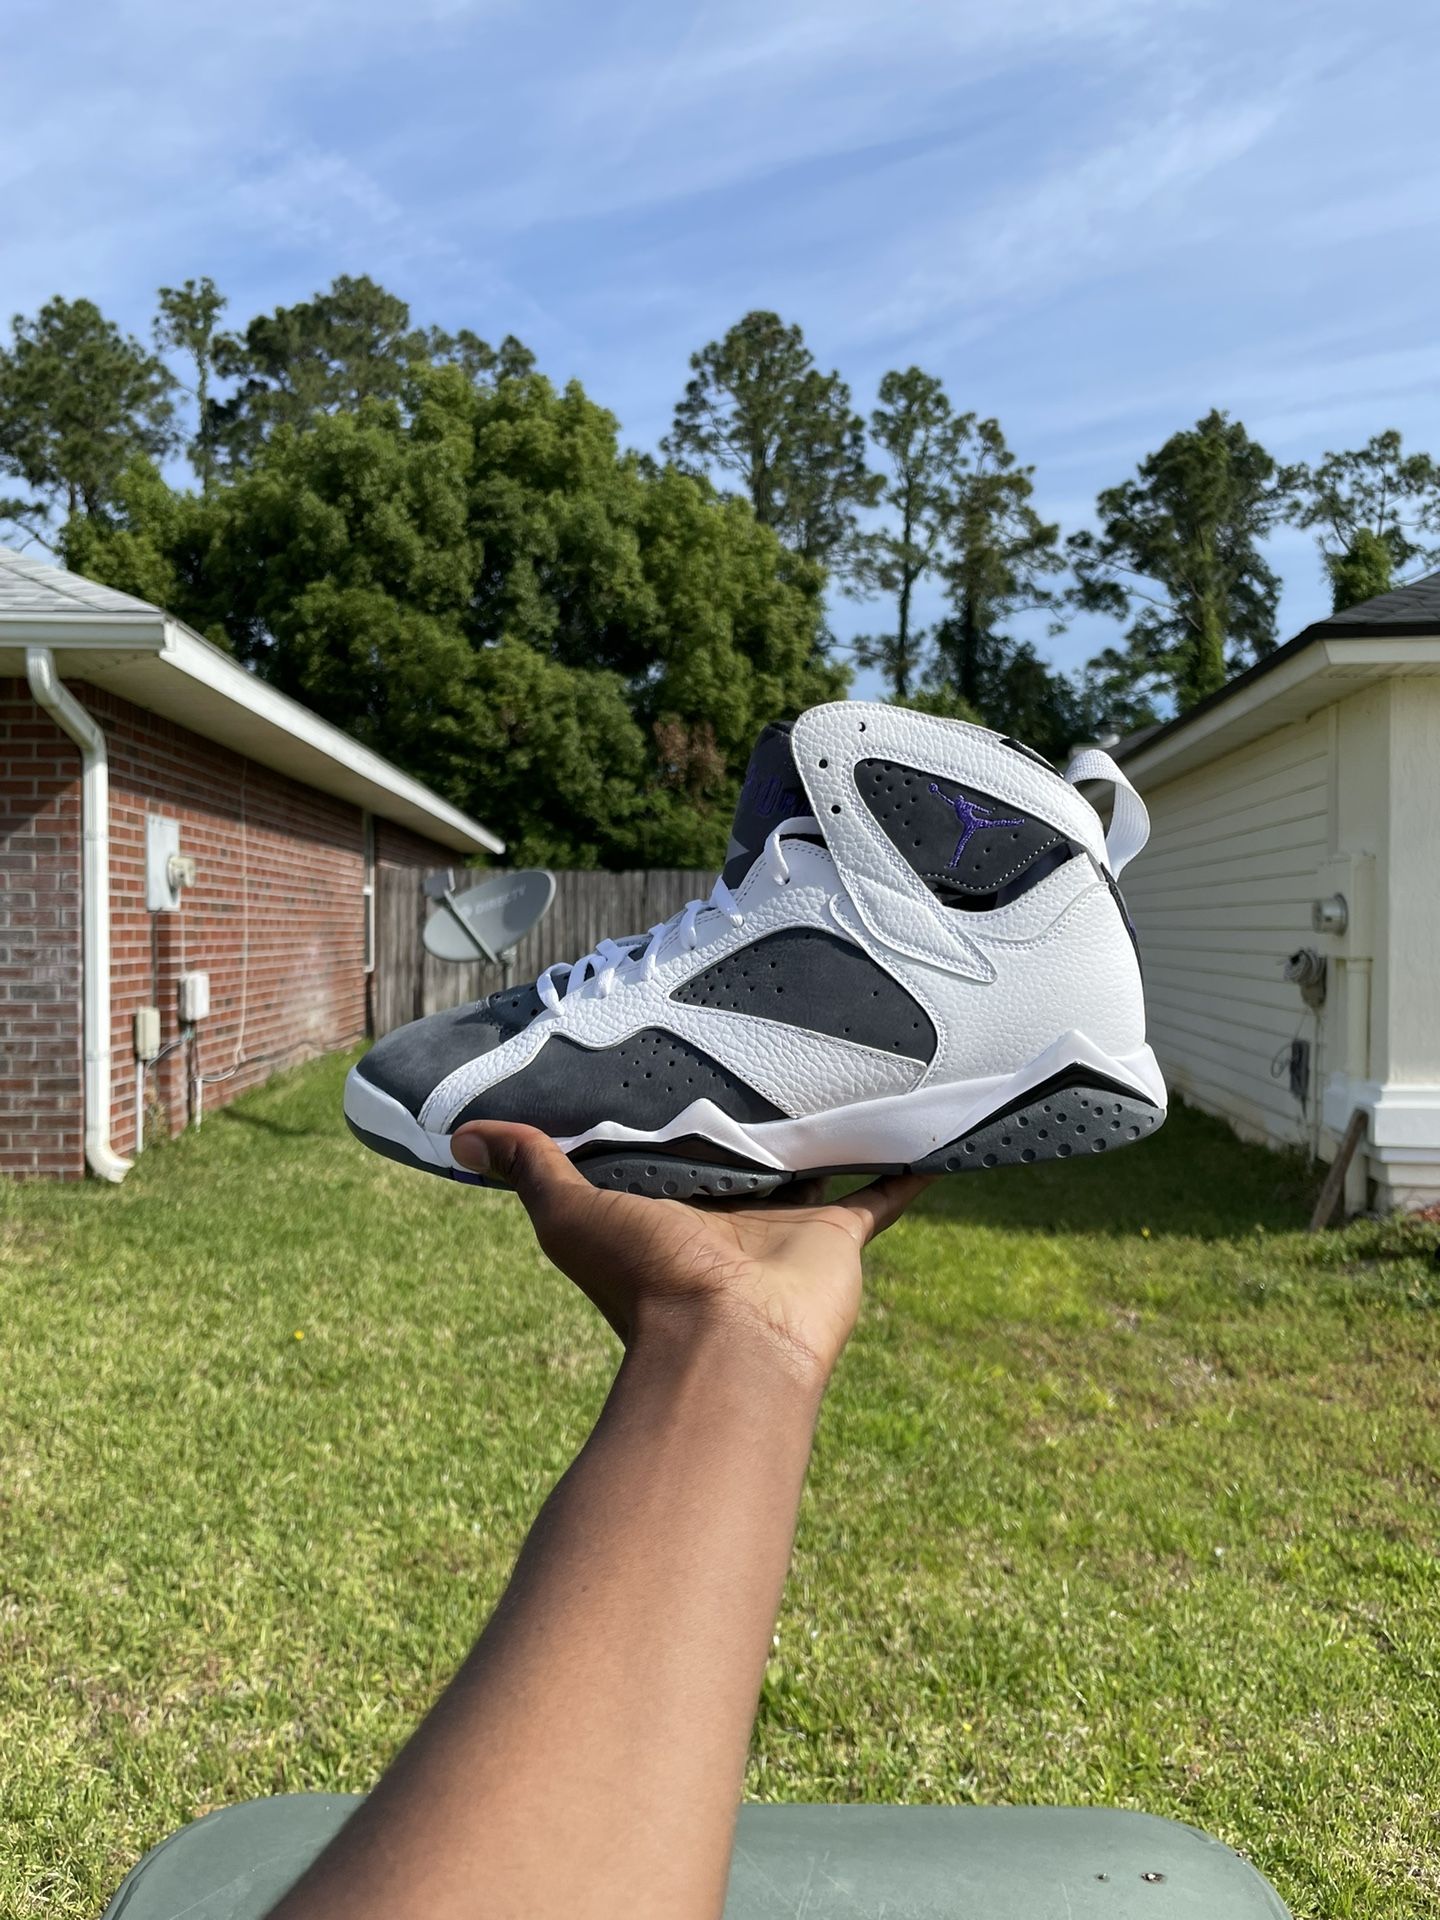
[420,841,923,1130]
[420,704,1149,1133]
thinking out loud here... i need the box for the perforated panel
[451,1028,786,1133]
[855,758,1068,905]
[674,928,935,1061]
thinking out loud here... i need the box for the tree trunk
[1186,595,1227,706]
[895,582,912,700]
[959,593,981,708]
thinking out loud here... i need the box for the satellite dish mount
[423,868,556,987]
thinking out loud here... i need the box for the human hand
[451,1124,931,1388]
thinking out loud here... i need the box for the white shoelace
[535,813,819,1013]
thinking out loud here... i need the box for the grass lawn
[3,1051,1439,1918]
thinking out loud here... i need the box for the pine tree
[1070,410,1283,710]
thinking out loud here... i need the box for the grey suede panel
[855,758,1068,903]
[451,1028,786,1134]
[672,927,936,1061]
[355,984,543,1116]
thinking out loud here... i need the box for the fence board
[374,866,713,1036]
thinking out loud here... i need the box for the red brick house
[0,547,502,1180]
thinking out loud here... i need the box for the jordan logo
[928,783,1025,868]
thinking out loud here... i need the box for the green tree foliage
[1284,429,1440,611]
[851,368,961,699]
[61,456,224,632]
[1069,410,1283,711]
[71,361,840,867]
[49,270,1439,846]
[852,381,1077,752]
[663,310,878,568]
[208,274,532,469]
[932,415,1065,710]
[0,297,175,539]
[886,684,983,725]
[154,278,227,496]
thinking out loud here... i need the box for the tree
[155,277,227,495]
[0,297,175,540]
[851,367,961,699]
[662,310,878,569]
[70,363,843,868]
[1069,410,1283,710]
[207,274,531,468]
[61,456,225,634]
[1284,430,1440,611]
[932,416,1065,711]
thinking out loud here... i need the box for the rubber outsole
[346,1065,1164,1198]
[907,1067,1165,1174]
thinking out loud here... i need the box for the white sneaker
[345,702,1166,1196]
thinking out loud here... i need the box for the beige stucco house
[1115,572,1440,1215]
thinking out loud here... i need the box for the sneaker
[344,702,1166,1196]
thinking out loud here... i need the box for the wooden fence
[373,866,712,1036]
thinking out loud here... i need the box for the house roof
[1112,569,1440,788]
[0,545,162,621]
[0,546,503,857]
[1292,568,1440,640]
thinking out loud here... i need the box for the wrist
[625,1294,833,1410]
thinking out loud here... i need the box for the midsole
[344,1032,1166,1178]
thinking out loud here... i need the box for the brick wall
[0,677,84,1177]
[375,817,459,871]
[1,675,459,1178]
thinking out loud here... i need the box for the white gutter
[24,647,130,1182]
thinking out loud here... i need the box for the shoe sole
[343,1032,1166,1198]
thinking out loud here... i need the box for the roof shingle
[1295,567,1440,640]
[0,545,161,619]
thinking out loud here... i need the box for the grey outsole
[575,1151,790,1200]
[907,1073,1166,1175]
[349,1070,1165,1198]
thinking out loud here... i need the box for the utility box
[179,972,210,1022]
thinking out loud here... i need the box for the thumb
[451,1121,590,1213]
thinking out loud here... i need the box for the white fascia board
[3,616,503,857]
[0,611,167,648]
[156,622,504,855]
[1121,634,1440,790]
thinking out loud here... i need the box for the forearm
[268,1311,824,1920]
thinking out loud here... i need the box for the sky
[5,0,1440,695]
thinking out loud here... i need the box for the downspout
[25,647,131,1182]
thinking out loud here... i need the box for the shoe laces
[535,814,819,1013]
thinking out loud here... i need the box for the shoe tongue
[721,721,805,888]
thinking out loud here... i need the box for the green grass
[3,1054,1439,1919]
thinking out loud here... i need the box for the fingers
[451,1122,590,1217]
[825,1171,934,1246]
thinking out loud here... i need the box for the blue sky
[6,0,1440,694]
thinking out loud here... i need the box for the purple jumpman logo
[928,783,1025,868]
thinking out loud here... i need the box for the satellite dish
[423,869,556,968]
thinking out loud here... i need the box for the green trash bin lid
[103,1795,1292,1919]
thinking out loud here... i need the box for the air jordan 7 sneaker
[345,702,1166,1195]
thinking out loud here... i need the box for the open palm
[452,1122,931,1383]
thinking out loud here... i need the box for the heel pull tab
[1063,748,1149,876]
